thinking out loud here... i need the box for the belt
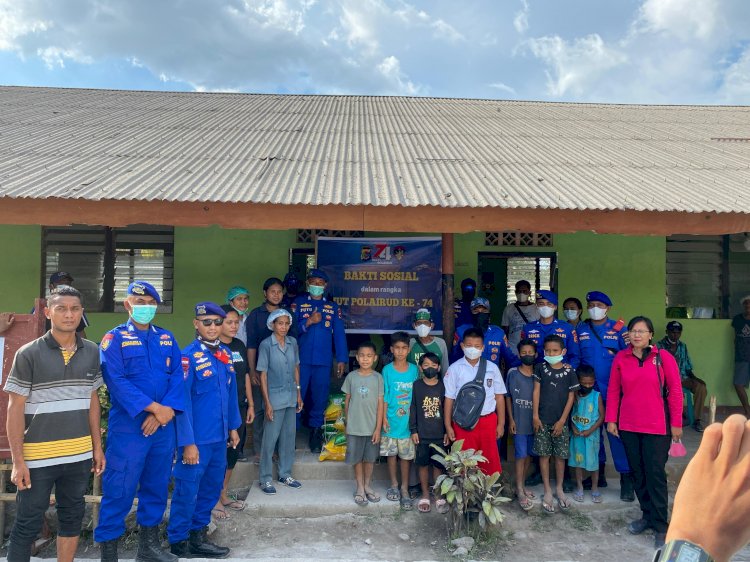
[480,412,496,418]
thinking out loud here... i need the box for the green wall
[0,225,738,405]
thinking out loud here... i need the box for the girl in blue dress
[569,366,605,503]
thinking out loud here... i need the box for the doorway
[289,248,315,278]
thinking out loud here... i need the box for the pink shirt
[605,346,683,435]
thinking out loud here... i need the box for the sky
[1,0,749,105]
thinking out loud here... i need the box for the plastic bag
[318,437,346,461]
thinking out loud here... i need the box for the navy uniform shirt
[292,295,348,367]
[100,321,184,433]
[451,323,521,369]
[176,340,242,447]
[522,319,580,368]
[576,318,627,398]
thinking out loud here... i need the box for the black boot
[100,539,119,562]
[309,428,323,454]
[188,527,230,559]
[598,463,608,488]
[620,473,635,502]
[170,541,191,558]
[136,526,177,562]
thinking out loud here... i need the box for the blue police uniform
[452,323,521,369]
[168,339,242,544]
[453,299,474,328]
[577,317,630,473]
[94,321,184,542]
[522,319,581,368]
[292,294,348,428]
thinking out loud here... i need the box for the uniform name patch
[159,340,172,346]
[121,340,142,347]
[196,362,211,370]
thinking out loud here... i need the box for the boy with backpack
[443,327,506,476]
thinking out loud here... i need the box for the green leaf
[483,500,491,516]
[486,472,500,488]
[478,511,486,528]
[447,490,455,503]
[451,439,464,454]
[441,477,454,495]
[430,454,447,467]
[488,509,497,525]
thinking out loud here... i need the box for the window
[666,234,750,319]
[296,229,364,243]
[43,225,174,312]
[485,232,553,247]
[504,255,555,303]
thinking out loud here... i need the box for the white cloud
[721,46,750,103]
[378,55,419,95]
[513,0,529,34]
[488,81,516,95]
[431,19,464,42]
[524,34,627,97]
[635,0,723,41]
[37,46,92,69]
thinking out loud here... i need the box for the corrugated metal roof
[0,86,748,214]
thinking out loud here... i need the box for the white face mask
[564,309,580,321]
[516,292,529,303]
[415,324,431,338]
[463,346,483,361]
[538,305,555,319]
[588,307,607,321]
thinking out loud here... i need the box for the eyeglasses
[629,329,651,336]
[199,318,224,326]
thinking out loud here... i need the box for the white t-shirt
[501,303,541,355]
[443,357,507,415]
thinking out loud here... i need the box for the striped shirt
[4,332,103,468]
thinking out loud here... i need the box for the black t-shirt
[733,315,750,363]
[533,362,579,425]
[409,379,445,440]
[226,337,249,404]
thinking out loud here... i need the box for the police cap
[586,291,612,307]
[195,301,226,318]
[127,281,161,304]
[470,297,490,311]
[537,290,558,306]
[308,268,329,283]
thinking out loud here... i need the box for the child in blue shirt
[381,331,419,509]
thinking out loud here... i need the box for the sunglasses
[198,318,224,326]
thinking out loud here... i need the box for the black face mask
[520,355,536,366]
[285,281,301,295]
[474,312,490,331]
[422,367,439,379]
[578,386,593,396]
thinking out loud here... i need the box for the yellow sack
[318,438,346,462]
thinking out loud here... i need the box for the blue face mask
[308,285,325,297]
[544,354,564,365]
[130,304,157,325]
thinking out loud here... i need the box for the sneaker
[628,518,652,535]
[260,482,277,495]
[278,476,302,489]
[693,420,704,433]
[654,532,666,549]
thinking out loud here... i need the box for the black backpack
[452,358,488,430]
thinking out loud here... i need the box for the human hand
[228,430,240,449]
[153,405,174,425]
[533,417,543,433]
[297,395,304,413]
[246,407,255,424]
[371,429,381,444]
[182,445,199,465]
[141,414,160,436]
[667,415,750,562]
[382,419,390,434]
[509,420,517,435]
[671,426,683,441]
[607,422,619,437]
[336,362,346,378]
[92,447,106,475]
[0,312,14,333]
[411,433,420,445]
[250,370,260,386]
[446,426,456,442]
[622,331,630,344]
[496,423,505,439]
[11,461,31,490]
[443,433,449,446]
[307,311,322,327]
[552,420,564,437]
[266,404,274,422]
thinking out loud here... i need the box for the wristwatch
[653,540,714,562]
[296,385,301,390]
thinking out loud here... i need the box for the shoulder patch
[101,333,114,351]
[181,356,190,379]
[161,333,171,340]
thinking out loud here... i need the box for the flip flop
[354,494,368,506]
[417,498,431,513]
[365,491,381,503]
[542,498,555,514]
[211,507,230,520]
[386,486,400,502]
[222,499,245,511]
[557,495,571,510]
[519,496,533,511]
[400,496,413,510]
[523,490,536,499]
[592,491,603,504]
[435,498,449,514]
[573,490,585,503]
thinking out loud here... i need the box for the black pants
[227,405,249,469]
[620,430,671,533]
[8,460,90,562]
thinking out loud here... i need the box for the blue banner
[317,237,443,334]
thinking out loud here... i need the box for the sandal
[400,496,413,510]
[557,495,571,511]
[386,486,400,502]
[435,498,449,514]
[417,498,431,513]
[354,494,368,506]
[222,499,245,511]
[542,495,556,514]
[523,489,536,499]
[211,507,230,520]
[365,490,381,503]
[573,490,585,503]
[592,491,603,504]
[519,496,533,511]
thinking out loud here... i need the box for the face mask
[474,312,490,331]
[463,346,483,361]
[538,306,555,319]
[564,309,580,321]
[578,386,593,396]
[516,292,529,303]
[422,367,439,379]
[415,324,431,338]
[520,355,536,366]
[544,354,564,365]
[308,285,325,297]
[462,289,476,302]
[130,304,157,325]
[198,335,221,349]
[231,305,247,316]
[588,307,607,321]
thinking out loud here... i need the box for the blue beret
[536,290,558,306]
[308,268,329,283]
[470,297,490,311]
[586,291,612,306]
[194,301,226,318]
[127,281,161,304]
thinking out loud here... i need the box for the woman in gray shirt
[256,309,303,495]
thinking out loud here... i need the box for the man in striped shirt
[4,285,104,562]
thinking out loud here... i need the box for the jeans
[8,460,90,562]
[260,406,297,483]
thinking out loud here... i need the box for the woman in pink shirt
[606,316,682,549]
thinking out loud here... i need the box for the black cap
[666,321,683,332]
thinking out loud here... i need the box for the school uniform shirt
[382,362,419,439]
[533,362,579,425]
[409,379,445,440]
[443,357,507,416]
[342,370,384,437]
[505,367,534,435]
